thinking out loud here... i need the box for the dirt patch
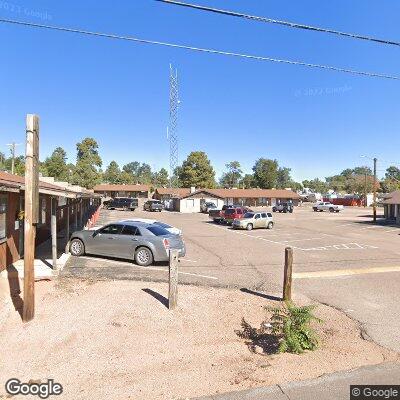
[0,278,397,400]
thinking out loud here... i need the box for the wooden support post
[23,114,39,322]
[168,249,179,310]
[74,201,78,231]
[51,197,58,269]
[283,247,293,301]
[65,199,70,253]
[79,199,83,229]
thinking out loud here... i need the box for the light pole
[361,155,378,222]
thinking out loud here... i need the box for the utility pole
[169,64,179,188]
[373,157,377,222]
[6,142,22,174]
[364,169,367,208]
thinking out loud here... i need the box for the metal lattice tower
[169,64,179,187]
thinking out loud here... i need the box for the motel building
[0,171,101,272]
[93,184,150,199]
[383,190,400,225]
[153,187,301,213]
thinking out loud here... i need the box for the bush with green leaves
[266,302,322,354]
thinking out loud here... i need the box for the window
[122,225,140,236]
[100,224,123,235]
[147,226,170,236]
[237,209,242,214]
[267,213,272,218]
[261,213,267,218]
[0,194,7,241]
[255,214,261,219]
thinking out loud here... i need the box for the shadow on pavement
[142,288,169,308]
[240,288,281,302]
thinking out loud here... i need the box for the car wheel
[283,209,287,213]
[329,208,335,213]
[272,208,276,212]
[267,222,273,229]
[246,224,253,231]
[134,247,154,266]
[313,207,317,212]
[70,239,85,256]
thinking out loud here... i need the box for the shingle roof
[382,190,400,205]
[0,171,97,197]
[181,188,300,199]
[94,184,149,192]
[155,188,192,198]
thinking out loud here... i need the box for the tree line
[1,137,399,193]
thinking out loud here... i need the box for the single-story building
[153,187,192,201]
[383,190,400,225]
[93,184,150,199]
[0,171,101,272]
[176,190,225,213]
[168,188,301,213]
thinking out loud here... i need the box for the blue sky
[1,0,399,181]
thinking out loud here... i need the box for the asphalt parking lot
[63,205,400,352]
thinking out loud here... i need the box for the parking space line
[294,266,400,279]
[281,237,323,243]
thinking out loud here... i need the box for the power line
[0,18,400,80]
[156,0,400,48]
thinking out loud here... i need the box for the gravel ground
[0,278,397,400]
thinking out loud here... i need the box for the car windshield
[244,212,255,218]
[146,226,171,236]
[225,209,235,215]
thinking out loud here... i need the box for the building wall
[385,204,400,225]
[0,191,21,271]
[179,198,201,213]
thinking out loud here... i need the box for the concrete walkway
[192,362,400,400]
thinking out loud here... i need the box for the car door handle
[108,237,114,240]
[132,238,138,242]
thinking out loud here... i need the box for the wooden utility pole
[168,249,179,310]
[6,142,22,174]
[51,197,58,269]
[373,158,377,222]
[283,247,293,301]
[65,199,70,253]
[364,170,367,208]
[23,115,39,322]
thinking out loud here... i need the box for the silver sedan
[69,221,186,266]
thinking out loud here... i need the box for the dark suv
[272,202,293,213]
[105,197,138,211]
[143,200,164,212]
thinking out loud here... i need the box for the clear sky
[1,0,399,181]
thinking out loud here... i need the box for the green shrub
[266,302,322,354]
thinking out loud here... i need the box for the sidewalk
[192,362,400,400]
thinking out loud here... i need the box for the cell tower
[169,64,179,188]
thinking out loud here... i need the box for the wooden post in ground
[65,199,70,253]
[79,199,83,228]
[74,201,78,231]
[168,249,179,310]
[51,197,58,269]
[283,247,293,301]
[23,114,39,322]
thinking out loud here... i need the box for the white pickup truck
[313,202,344,213]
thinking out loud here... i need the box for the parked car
[233,212,274,230]
[201,202,217,213]
[209,205,232,223]
[105,197,138,211]
[69,221,186,266]
[272,202,294,213]
[313,202,344,213]
[224,206,252,224]
[120,218,182,235]
[143,200,164,212]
